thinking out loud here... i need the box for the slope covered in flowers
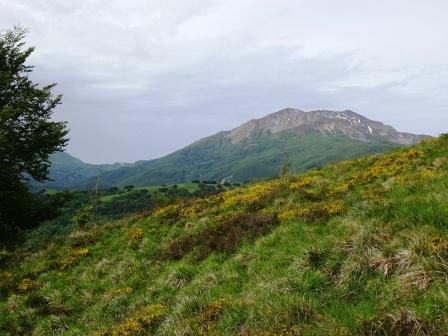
[1,136,448,335]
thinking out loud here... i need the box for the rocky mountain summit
[227,108,429,145]
[34,108,430,189]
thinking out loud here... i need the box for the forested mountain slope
[28,152,136,190]
[93,109,428,187]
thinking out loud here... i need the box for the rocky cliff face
[227,108,429,145]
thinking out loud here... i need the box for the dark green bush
[163,213,279,260]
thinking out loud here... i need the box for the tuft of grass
[358,309,435,336]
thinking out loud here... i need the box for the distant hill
[93,108,429,187]
[28,152,136,190]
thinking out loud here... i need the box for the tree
[279,152,292,176]
[0,27,68,235]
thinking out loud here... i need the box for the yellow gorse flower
[59,248,90,270]
[221,180,280,208]
[278,201,344,222]
[113,287,133,295]
[92,304,164,336]
[127,227,143,246]
[17,278,33,292]
[289,175,319,191]
[0,272,12,281]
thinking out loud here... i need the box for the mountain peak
[227,108,429,145]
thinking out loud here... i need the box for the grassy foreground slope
[1,136,448,335]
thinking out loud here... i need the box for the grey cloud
[0,0,447,163]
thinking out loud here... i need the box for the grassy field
[1,136,447,335]
[139,182,200,193]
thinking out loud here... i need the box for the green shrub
[72,205,93,228]
[163,213,279,260]
[358,309,434,336]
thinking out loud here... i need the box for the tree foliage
[0,27,68,235]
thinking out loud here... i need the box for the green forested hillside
[94,131,398,187]
[2,136,447,335]
[28,152,136,190]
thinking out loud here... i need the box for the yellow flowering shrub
[421,136,442,146]
[221,180,280,209]
[289,175,319,191]
[416,235,448,257]
[289,175,332,201]
[300,201,344,221]
[196,298,228,336]
[110,319,143,336]
[333,182,350,194]
[153,204,177,217]
[0,271,12,282]
[348,149,426,187]
[349,163,403,186]
[378,149,424,165]
[113,287,133,295]
[92,304,164,336]
[419,168,438,179]
[127,227,143,246]
[179,204,204,220]
[92,330,109,336]
[17,278,33,292]
[395,167,439,187]
[278,208,298,222]
[325,201,344,215]
[153,204,181,223]
[154,200,210,223]
[278,201,344,222]
[202,298,227,321]
[139,304,165,325]
[59,248,90,270]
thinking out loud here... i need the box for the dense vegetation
[24,181,234,240]
[29,152,135,191]
[1,136,447,335]
[0,27,68,235]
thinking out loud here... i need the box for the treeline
[33,181,236,234]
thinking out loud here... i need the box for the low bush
[358,309,434,336]
[92,304,164,336]
[127,227,144,247]
[163,213,279,260]
[59,248,90,270]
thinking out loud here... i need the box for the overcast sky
[1,0,447,163]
